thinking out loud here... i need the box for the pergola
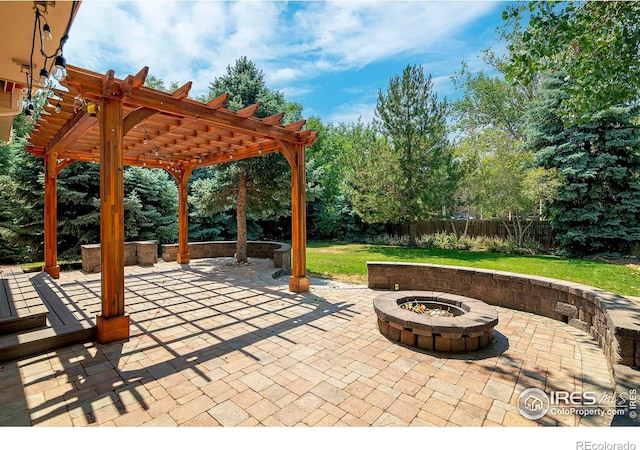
[26,64,317,344]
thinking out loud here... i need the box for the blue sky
[63,1,510,124]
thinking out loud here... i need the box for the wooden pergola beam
[171,82,192,100]
[63,65,314,145]
[207,93,229,109]
[44,109,97,156]
[236,103,259,118]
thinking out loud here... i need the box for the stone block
[451,338,465,353]
[568,318,590,333]
[615,336,636,358]
[556,301,578,319]
[434,336,452,352]
[388,326,401,342]
[377,318,389,337]
[479,331,490,348]
[417,335,434,351]
[136,241,158,266]
[400,330,417,346]
[465,336,479,352]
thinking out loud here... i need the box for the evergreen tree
[348,64,455,246]
[123,167,178,244]
[9,144,45,261]
[0,142,25,263]
[191,57,300,263]
[524,72,640,256]
[56,161,101,260]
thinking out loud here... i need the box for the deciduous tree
[502,1,640,121]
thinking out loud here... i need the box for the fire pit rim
[373,290,499,352]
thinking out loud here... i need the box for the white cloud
[326,101,376,125]
[62,0,502,121]
[291,1,497,71]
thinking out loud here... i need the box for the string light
[21,3,77,129]
[39,68,49,84]
[52,54,67,81]
[42,23,52,41]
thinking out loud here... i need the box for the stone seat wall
[81,241,158,273]
[161,241,291,270]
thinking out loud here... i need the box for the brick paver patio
[0,258,621,427]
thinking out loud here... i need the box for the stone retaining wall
[81,241,158,273]
[367,261,640,371]
[161,241,291,269]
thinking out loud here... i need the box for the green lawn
[306,241,640,297]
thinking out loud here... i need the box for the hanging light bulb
[39,68,49,84]
[229,152,233,159]
[52,55,67,81]
[54,101,61,114]
[42,23,53,41]
[24,107,34,124]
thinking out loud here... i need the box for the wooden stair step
[0,323,96,362]
[0,268,49,335]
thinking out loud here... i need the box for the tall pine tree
[348,64,454,246]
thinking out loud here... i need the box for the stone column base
[96,314,130,344]
[289,276,310,293]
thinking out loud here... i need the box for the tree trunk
[236,166,248,263]
[408,215,417,247]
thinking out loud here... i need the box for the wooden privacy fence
[389,219,556,248]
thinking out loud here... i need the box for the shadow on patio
[1,258,358,426]
[0,258,624,427]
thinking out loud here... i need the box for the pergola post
[285,143,309,293]
[43,153,60,279]
[175,167,192,264]
[96,97,129,343]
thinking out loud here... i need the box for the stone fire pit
[373,291,498,353]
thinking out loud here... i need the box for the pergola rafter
[27,65,317,344]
